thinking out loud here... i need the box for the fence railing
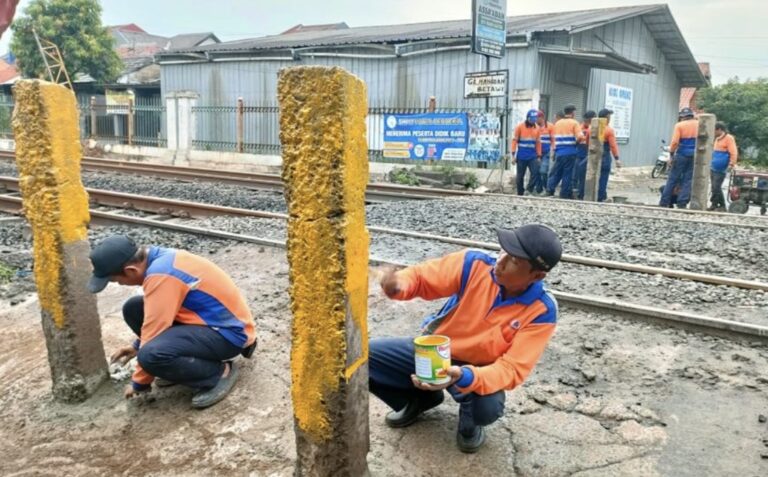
[0,96,511,167]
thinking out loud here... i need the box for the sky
[1,0,766,85]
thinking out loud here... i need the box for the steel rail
[1,179,766,293]
[3,194,762,341]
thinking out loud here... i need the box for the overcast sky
[1,0,766,85]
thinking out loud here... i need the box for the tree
[10,0,122,84]
[697,78,768,167]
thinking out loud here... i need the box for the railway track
[1,152,765,230]
[2,184,766,342]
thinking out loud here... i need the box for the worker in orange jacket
[370,224,562,453]
[709,122,738,211]
[547,104,585,198]
[660,108,698,208]
[511,109,542,195]
[595,108,622,202]
[529,110,555,195]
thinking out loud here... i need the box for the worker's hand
[511,156,517,165]
[123,384,149,399]
[376,265,401,297]
[615,159,622,169]
[411,366,464,391]
[110,345,137,365]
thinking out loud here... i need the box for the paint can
[413,335,451,384]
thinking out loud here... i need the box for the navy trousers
[369,337,506,435]
[516,159,538,196]
[547,154,577,198]
[597,154,613,202]
[660,154,694,208]
[575,156,588,200]
[710,170,727,209]
[123,295,241,389]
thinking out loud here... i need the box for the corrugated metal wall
[575,16,683,167]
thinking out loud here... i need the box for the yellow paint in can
[414,335,451,384]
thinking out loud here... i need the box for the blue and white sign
[467,113,501,162]
[472,0,507,58]
[383,113,468,160]
[605,83,633,141]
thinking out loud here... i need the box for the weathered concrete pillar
[278,66,370,477]
[691,113,715,210]
[12,80,108,402]
[584,118,606,202]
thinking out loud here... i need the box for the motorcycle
[651,140,671,178]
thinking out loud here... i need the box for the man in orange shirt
[88,235,257,408]
[709,122,738,211]
[660,108,698,208]
[511,109,542,195]
[529,110,555,195]
[370,224,562,453]
[547,104,585,198]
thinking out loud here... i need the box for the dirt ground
[0,244,767,476]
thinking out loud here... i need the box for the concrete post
[236,97,244,153]
[127,97,134,146]
[278,66,370,477]
[428,96,436,113]
[584,118,606,202]
[12,80,108,402]
[165,94,178,150]
[691,113,715,210]
[89,96,96,139]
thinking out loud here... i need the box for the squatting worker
[87,235,257,408]
[547,104,585,198]
[369,224,562,453]
[574,110,596,200]
[660,107,698,208]
[708,122,738,211]
[511,109,542,196]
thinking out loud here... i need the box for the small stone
[548,393,578,411]
[583,342,596,351]
[759,414,767,424]
[581,369,597,382]
[574,397,604,416]
[600,402,638,421]
[518,399,541,415]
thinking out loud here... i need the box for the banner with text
[383,113,468,160]
[467,113,501,162]
[605,83,633,142]
[464,70,508,98]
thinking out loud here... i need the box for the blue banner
[383,113,468,160]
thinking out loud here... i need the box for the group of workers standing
[511,104,621,201]
[512,104,739,210]
[660,107,738,210]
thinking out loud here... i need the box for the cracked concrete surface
[0,244,766,476]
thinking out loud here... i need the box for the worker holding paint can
[369,224,562,453]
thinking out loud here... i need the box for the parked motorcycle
[651,140,671,178]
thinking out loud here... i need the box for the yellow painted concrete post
[278,66,370,476]
[584,118,607,202]
[12,80,108,402]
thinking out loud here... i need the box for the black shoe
[457,426,486,453]
[384,393,444,428]
[191,361,239,409]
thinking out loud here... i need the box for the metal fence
[0,95,511,167]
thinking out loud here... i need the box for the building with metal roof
[155,4,707,167]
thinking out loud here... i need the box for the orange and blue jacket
[553,117,585,158]
[511,121,542,161]
[711,133,738,173]
[389,249,557,396]
[131,247,256,389]
[538,122,555,156]
[670,118,699,157]
[602,125,620,159]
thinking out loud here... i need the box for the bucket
[413,335,451,384]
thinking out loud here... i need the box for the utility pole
[32,28,73,90]
[584,118,606,202]
[690,113,715,210]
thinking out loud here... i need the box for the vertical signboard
[471,0,507,58]
[467,113,501,161]
[605,83,633,143]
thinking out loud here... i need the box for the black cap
[496,224,562,272]
[584,110,597,120]
[87,235,138,293]
[563,104,576,114]
[598,108,613,118]
[679,107,694,118]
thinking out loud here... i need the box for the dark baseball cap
[598,108,613,118]
[496,224,562,272]
[584,110,597,120]
[87,235,138,293]
[563,104,577,114]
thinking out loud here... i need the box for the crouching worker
[370,224,562,453]
[87,235,257,408]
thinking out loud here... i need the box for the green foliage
[0,262,13,284]
[464,172,480,190]
[10,0,122,84]
[389,167,420,186]
[697,78,768,167]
